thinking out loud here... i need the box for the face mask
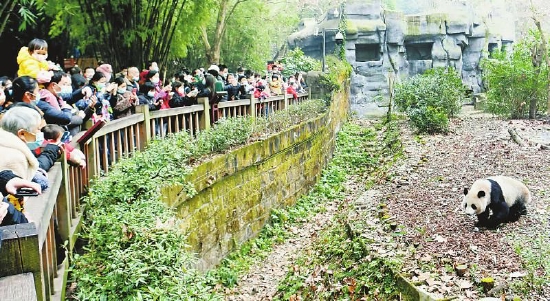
[133,76,139,82]
[117,88,126,94]
[151,67,159,72]
[26,131,44,151]
[32,53,48,62]
[53,84,62,94]
[147,91,155,97]
[30,93,40,105]
[60,86,73,94]
[151,78,159,84]
[96,82,106,90]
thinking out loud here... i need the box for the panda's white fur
[462,176,531,228]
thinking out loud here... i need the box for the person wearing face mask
[83,67,95,83]
[169,81,195,107]
[7,75,71,129]
[144,70,171,109]
[1,75,44,115]
[0,107,65,227]
[0,107,42,180]
[124,66,140,94]
[71,72,114,121]
[96,64,113,83]
[16,39,58,84]
[40,72,88,135]
[138,82,161,111]
[112,76,138,119]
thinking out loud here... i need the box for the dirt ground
[225,105,550,300]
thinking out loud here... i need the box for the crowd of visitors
[0,38,309,226]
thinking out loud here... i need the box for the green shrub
[280,48,321,78]
[409,106,449,134]
[393,67,465,134]
[318,55,353,102]
[69,99,329,300]
[482,32,549,119]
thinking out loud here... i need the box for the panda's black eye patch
[471,204,477,210]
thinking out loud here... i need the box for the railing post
[57,157,71,247]
[197,98,211,131]
[0,224,43,300]
[284,93,289,109]
[87,138,99,179]
[249,95,257,119]
[135,105,151,151]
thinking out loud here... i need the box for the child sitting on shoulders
[17,38,59,84]
[41,124,86,168]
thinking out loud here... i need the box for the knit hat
[96,64,113,75]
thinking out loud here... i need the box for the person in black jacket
[138,82,161,111]
[0,170,41,226]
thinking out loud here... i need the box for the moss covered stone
[161,90,349,269]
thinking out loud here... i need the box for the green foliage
[254,99,327,136]
[280,48,322,78]
[393,67,465,134]
[45,0,210,70]
[194,117,254,153]
[511,227,550,296]
[318,55,353,96]
[70,100,329,299]
[409,106,449,134]
[482,32,549,119]
[274,121,403,300]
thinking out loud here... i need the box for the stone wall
[287,0,515,118]
[161,80,350,270]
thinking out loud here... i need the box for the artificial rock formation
[287,0,515,117]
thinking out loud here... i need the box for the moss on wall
[347,19,387,34]
[162,82,350,270]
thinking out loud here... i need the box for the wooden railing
[0,92,309,300]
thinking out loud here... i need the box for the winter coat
[113,92,135,119]
[17,47,51,83]
[36,99,72,125]
[39,88,66,111]
[0,129,39,180]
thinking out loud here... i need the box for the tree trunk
[202,0,247,65]
[533,19,550,116]
[531,43,542,119]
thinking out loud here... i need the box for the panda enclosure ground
[225,105,550,300]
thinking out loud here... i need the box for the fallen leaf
[458,280,473,289]
[418,272,431,281]
[509,271,526,278]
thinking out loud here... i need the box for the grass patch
[273,118,404,300]
[511,224,550,296]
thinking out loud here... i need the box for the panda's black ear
[477,191,485,198]
[463,188,468,195]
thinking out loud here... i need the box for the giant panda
[462,176,531,229]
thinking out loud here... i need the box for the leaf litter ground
[225,106,550,300]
